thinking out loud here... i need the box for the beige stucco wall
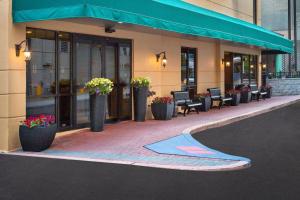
[185,0,258,24]
[0,0,261,151]
[0,0,26,152]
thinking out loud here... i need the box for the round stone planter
[200,97,211,112]
[151,102,174,120]
[19,124,57,152]
[133,86,148,122]
[90,94,106,132]
[231,93,241,106]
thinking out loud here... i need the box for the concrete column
[216,43,225,94]
[0,0,26,151]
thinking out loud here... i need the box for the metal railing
[267,72,300,79]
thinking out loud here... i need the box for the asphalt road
[1,102,300,200]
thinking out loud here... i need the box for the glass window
[242,55,250,85]
[75,42,91,124]
[91,44,103,78]
[181,48,197,93]
[250,55,258,84]
[26,29,56,117]
[261,0,291,72]
[233,54,242,88]
[26,96,55,116]
[58,32,71,128]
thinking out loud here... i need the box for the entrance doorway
[181,47,197,98]
[26,28,132,131]
[74,34,132,128]
[224,52,258,92]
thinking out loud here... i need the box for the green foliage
[131,77,151,88]
[85,78,114,95]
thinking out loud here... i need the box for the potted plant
[226,89,241,106]
[151,97,174,120]
[262,84,272,98]
[240,86,252,103]
[85,78,114,132]
[195,93,211,112]
[19,114,56,152]
[131,77,151,122]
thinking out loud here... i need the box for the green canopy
[13,0,293,53]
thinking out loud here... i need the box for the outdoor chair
[171,91,202,116]
[207,88,232,109]
[249,84,267,101]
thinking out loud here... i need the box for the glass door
[118,44,132,120]
[105,45,118,120]
[73,35,132,127]
[75,41,91,126]
[181,47,197,98]
[105,44,132,121]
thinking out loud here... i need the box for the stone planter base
[133,87,148,122]
[151,102,174,120]
[90,94,106,132]
[200,97,211,112]
[240,91,251,103]
[231,93,241,106]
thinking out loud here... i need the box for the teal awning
[13,0,293,53]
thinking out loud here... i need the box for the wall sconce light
[15,40,31,61]
[222,59,231,67]
[250,64,254,69]
[261,63,267,69]
[156,51,167,67]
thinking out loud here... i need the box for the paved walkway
[9,96,300,171]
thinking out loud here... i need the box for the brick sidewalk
[9,96,300,171]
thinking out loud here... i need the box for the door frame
[181,47,198,98]
[72,33,133,129]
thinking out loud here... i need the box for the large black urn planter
[19,124,57,152]
[151,102,174,120]
[133,86,148,122]
[240,91,251,103]
[200,97,211,112]
[266,88,272,98]
[231,93,241,106]
[90,94,106,132]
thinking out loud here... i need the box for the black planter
[151,102,174,120]
[200,97,211,112]
[90,94,106,132]
[231,93,241,106]
[266,88,272,98]
[240,91,251,103]
[133,87,148,122]
[19,124,57,152]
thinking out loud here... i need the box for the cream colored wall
[0,0,261,151]
[185,0,255,24]
[0,0,26,152]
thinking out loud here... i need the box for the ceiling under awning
[13,0,293,53]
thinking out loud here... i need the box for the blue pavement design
[145,134,251,163]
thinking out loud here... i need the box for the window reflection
[26,29,56,119]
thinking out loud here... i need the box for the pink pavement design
[8,95,300,171]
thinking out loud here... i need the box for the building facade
[261,0,299,74]
[0,0,292,151]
